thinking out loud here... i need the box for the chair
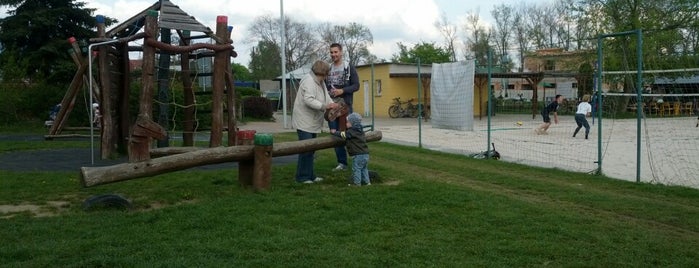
[647,102,659,116]
[660,102,672,116]
[681,102,694,116]
[672,102,681,116]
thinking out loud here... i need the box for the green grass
[1,132,699,266]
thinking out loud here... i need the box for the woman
[291,60,339,183]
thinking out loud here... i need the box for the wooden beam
[80,131,382,187]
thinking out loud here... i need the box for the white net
[430,61,475,131]
[599,68,699,188]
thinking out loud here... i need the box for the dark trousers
[574,114,590,137]
[295,130,317,182]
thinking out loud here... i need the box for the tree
[391,41,451,64]
[246,14,320,72]
[248,40,281,81]
[463,10,492,66]
[434,12,458,62]
[319,22,375,66]
[0,0,115,83]
[231,62,251,81]
[512,4,530,72]
[491,4,514,70]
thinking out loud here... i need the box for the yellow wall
[354,64,493,118]
[355,64,426,118]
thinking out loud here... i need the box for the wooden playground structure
[45,0,384,190]
[48,0,239,162]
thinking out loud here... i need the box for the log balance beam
[80,131,382,188]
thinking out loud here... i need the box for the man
[535,94,564,135]
[326,43,360,171]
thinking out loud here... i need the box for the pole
[280,0,288,128]
[370,63,375,131]
[487,49,493,157]
[417,58,422,148]
[635,29,643,183]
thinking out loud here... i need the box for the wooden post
[96,15,115,160]
[180,30,195,147]
[209,16,228,147]
[128,10,165,162]
[225,25,237,146]
[252,134,274,190]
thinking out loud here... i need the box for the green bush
[242,96,273,119]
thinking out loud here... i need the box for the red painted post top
[217,16,227,24]
[68,37,77,43]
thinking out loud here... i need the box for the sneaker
[312,177,324,182]
[332,164,347,171]
[300,180,314,184]
[365,183,371,186]
[348,183,360,187]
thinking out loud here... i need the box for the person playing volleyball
[535,94,564,135]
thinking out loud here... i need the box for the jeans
[351,154,370,185]
[574,114,590,136]
[329,104,352,166]
[328,120,348,166]
[295,130,317,182]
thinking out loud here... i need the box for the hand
[332,88,343,97]
[327,102,338,110]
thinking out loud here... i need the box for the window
[572,83,578,88]
[375,80,382,96]
[507,84,515,90]
[544,60,555,71]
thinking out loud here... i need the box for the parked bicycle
[388,97,419,118]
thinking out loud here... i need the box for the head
[555,94,564,103]
[329,43,343,64]
[310,60,330,79]
[582,94,591,102]
[346,112,362,129]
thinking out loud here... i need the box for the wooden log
[81,131,382,187]
[252,144,273,190]
[128,11,158,161]
[209,16,229,147]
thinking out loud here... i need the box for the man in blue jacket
[326,43,360,171]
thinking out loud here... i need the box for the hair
[310,60,330,76]
[582,94,591,102]
[330,43,343,51]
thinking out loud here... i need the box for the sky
[2,0,549,66]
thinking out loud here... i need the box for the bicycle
[388,97,419,118]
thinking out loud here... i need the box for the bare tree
[434,12,458,62]
[318,22,375,66]
[247,14,321,71]
[463,10,492,65]
[512,4,530,72]
[491,4,514,69]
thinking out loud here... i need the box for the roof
[275,64,312,80]
[105,0,214,39]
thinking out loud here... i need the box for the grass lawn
[1,132,699,267]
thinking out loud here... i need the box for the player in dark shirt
[535,94,564,135]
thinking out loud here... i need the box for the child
[573,94,592,139]
[332,112,370,186]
